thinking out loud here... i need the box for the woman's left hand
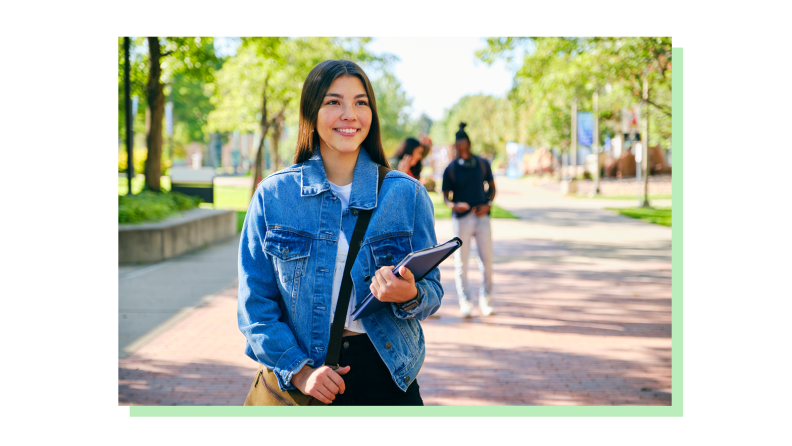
[370,265,418,304]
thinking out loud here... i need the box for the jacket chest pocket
[264,230,311,284]
[369,235,412,269]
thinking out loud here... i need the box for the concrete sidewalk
[119,234,240,358]
[119,179,672,406]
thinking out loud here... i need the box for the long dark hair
[293,60,390,167]
[393,137,423,179]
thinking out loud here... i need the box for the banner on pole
[506,142,524,178]
[576,112,593,147]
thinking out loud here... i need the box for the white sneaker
[460,301,473,318]
[479,298,494,316]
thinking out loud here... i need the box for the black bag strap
[324,165,390,368]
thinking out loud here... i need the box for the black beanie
[455,122,470,142]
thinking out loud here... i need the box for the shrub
[118,190,202,224]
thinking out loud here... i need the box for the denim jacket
[238,147,443,392]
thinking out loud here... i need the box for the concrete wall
[119,209,237,264]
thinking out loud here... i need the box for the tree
[478,37,672,151]
[415,113,433,136]
[479,37,672,203]
[371,71,416,155]
[207,37,381,199]
[143,37,218,191]
[430,94,516,160]
[118,37,148,146]
[167,51,224,160]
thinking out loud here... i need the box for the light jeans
[452,213,494,308]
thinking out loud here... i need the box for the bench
[170,167,215,203]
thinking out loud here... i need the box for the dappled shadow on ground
[421,237,672,405]
[419,343,671,406]
[447,232,671,265]
[505,207,652,227]
[118,230,671,407]
[119,359,256,406]
[434,259,671,338]
[556,240,672,263]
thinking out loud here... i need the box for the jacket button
[385,254,393,262]
[364,275,371,282]
[403,376,410,383]
[351,209,359,216]
[282,247,289,256]
[343,341,350,349]
[385,342,392,349]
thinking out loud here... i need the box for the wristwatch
[399,290,423,311]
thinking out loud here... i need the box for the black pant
[329,334,423,406]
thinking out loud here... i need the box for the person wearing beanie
[441,122,497,318]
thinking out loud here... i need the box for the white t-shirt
[328,181,366,334]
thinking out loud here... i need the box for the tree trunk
[270,127,280,172]
[145,37,165,192]
[270,106,287,172]
[251,75,270,200]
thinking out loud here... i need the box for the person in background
[441,123,496,318]
[391,135,432,180]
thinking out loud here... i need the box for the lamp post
[124,37,133,196]
[571,98,577,180]
[641,75,651,208]
[591,91,601,196]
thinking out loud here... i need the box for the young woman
[238,60,443,406]
[390,135,432,180]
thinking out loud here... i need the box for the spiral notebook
[351,237,462,320]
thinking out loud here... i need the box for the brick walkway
[119,180,672,406]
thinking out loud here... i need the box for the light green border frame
[131,47,683,418]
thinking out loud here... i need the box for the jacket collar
[300,146,379,210]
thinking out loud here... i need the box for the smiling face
[316,75,372,159]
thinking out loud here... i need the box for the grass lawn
[608,206,671,227]
[426,191,517,219]
[119,176,252,231]
[572,193,673,200]
[120,177,517,231]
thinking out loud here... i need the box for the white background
[2,0,789,444]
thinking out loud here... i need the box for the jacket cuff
[391,281,429,319]
[275,348,312,391]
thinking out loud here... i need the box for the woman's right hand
[291,364,350,404]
